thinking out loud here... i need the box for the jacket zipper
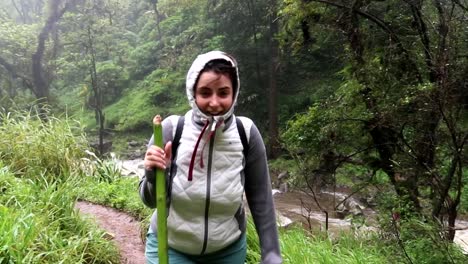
[200,132,216,255]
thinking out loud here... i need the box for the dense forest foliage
[1,0,468,260]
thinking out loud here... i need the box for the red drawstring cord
[187,120,209,181]
[200,120,223,168]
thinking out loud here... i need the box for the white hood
[186,51,240,124]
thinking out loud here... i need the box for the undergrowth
[0,108,120,263]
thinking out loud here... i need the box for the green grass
[0,108,120,263]
[76,175,152,221]
[279,227,389,264]
[0,108,89,182]
[0,164,120,263]
[246,220,392,263]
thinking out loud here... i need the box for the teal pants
[145,231,246,264]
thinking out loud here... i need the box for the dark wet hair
[194,59,238,95]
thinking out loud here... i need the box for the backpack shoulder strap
[171,115,185,160]
[236,117,249,158]
[167,115,184,206]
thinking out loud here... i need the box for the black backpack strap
[236,117,249,159]
[171,115,185,158]
[167,115,184,205]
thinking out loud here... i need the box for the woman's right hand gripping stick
[144,142,172,183]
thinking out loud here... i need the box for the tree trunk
[245,0,262,87]
[31,0,73,118]
[267,0,280,158]
[87,26,105,156]
[151,0,162,40]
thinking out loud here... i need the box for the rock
[454,220,468,255]
[279,182,288,193]
[336,198,364,218]
[103,232,115,240]
[127,149,145,160]
[276,212,293,228]
[117,159,145,178]
[272,189,282,196]
[278,172,289,180]
[275,172,289,192]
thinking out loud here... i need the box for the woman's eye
[218,89,230,97]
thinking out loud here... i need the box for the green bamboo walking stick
[153,115,168,264]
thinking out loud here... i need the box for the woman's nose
[209,96,220,106]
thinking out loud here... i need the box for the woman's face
[195,71,233,116]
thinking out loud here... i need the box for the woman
[140,51,282,264]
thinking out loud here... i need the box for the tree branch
[10,0,26,23]
[451,0,468,11]
[0,7,12,21]
[404,0,436,82]
[0,56,34,93]
[307,0,401,42]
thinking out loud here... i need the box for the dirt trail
[75,201,145,264]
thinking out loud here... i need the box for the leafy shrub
[81,150,122,183]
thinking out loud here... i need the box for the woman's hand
[144,141,172,171]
